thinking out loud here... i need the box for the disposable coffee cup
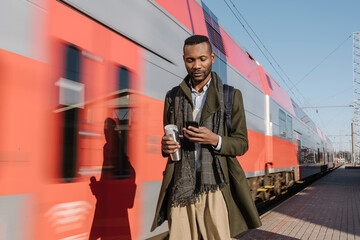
[164,124,181,161]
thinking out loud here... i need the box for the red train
[0,0,334,239]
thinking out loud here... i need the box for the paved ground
[235,166,360,240]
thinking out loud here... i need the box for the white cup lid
[164,124,178,131]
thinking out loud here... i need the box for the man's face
[183,42,215,84]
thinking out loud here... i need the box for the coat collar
[179,74,193,107]
[179,72,221,125]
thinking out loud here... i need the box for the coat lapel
[179,75,193,108]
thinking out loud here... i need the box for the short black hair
[183,35,212,53]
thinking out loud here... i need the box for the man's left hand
[183,126,219,146]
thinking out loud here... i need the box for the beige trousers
[168,190,231,240]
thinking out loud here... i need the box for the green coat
[151,73,262,238]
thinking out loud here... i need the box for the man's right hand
[161,135,181,155]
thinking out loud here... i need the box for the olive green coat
[151,73,261,238]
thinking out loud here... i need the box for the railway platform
[236,165,360,240]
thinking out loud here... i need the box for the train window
[286,115,293,140]
[279,109,293,140]
[303,147,315,164]
[327,152,329,163]
[213,54,227,83]
[203,7,226,56]
[328,152,332,162]
[111,108,132,178]
[104,66,132,178]
[246,51,255,61]
[66,46,81,81]
[56,45,84,106]
[206,23,226,55]
[279,109,286,137]
[291,99,300,118]
[61,45,81,182]
[118,66,130,90]
[102,115,132,179]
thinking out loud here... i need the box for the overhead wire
[315,86,353,105]
[225,0,336,115]
[290,34,352,90]
[224,0,310,108]
[222,0,352,136]
[226,0,291,83]
[321,101,353,132]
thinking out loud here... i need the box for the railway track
[255,165,342,216]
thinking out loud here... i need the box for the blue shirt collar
[189,78,212,94]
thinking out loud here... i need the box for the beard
[189,67,212,84]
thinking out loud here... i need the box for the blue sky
[202,0,360,151]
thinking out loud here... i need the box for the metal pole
[352,32,360,166]
[352,122,355,165]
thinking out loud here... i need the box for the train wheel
[259,191,270,201]
[274,174,281,195]
[247,178,258,201]
[264,190,270,201]
[286,172,294,187]
[263,174,272,186]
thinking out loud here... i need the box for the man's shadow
[89,118,136,240]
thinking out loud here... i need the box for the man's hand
[161,135,181,155]
[183,126,219,146]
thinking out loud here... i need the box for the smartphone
[186,121,199,129]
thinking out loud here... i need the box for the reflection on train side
[53,42,138,239]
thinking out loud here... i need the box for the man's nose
[193,60,201,69]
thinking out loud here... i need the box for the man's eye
[200,58,207,61]
[187,59,193,63]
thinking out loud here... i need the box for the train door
[60,44,82,182]
[42,39,142,240]
[38,41,91,240]
[297,139,302,164]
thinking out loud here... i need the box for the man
[151,35,261,239]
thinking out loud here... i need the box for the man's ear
[211,52,215,63]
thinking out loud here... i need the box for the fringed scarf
[170,72,227,207]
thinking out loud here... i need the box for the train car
[0,0,334,239]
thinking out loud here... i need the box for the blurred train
[0,0,334,239]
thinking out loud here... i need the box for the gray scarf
[170,72,227,207]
